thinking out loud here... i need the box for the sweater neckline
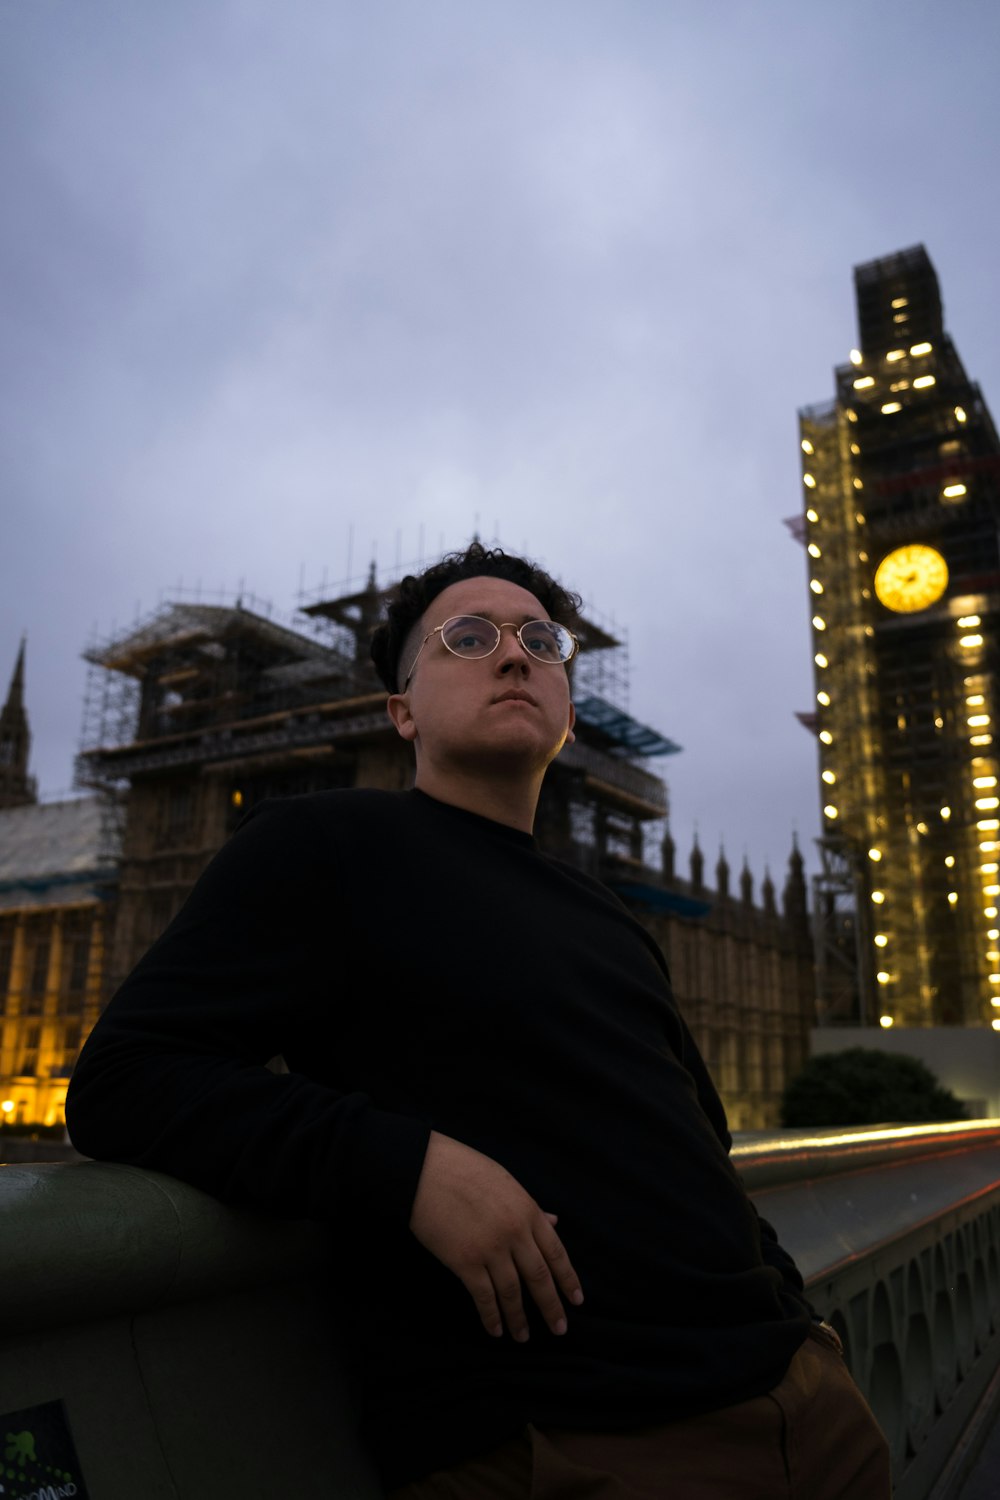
[409,788,537,849]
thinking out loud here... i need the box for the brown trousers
[390,1328,891,1499]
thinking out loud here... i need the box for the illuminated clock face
[873,544,949,614]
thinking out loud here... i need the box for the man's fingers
[516,1243,568,1336]
[465,1269,503,1338]
[491,1260,531,1342]
[536,1218,585,1307]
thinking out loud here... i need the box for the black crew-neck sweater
[67,788,812,1487]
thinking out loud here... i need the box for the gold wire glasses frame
[402,615,579,691]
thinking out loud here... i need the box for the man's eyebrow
[457,607,546,623]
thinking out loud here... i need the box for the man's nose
[495,625,531,672]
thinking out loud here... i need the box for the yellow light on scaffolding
[979,800,1000,812]
[941,806,952,820]
[847,409,858,422]
[806,508,819,523]
[948,892,959,905]
[892,298,909,309]
[890,380,910,392]
[812,616,826,630]
[817,691,831,706]
[943,483,967,498]
[967,693,986,704]
[876,971,891,984]
[822,770,836,784]
[886,349,905,362]
[801,438,814,454]
[910,341,932,355]
[850,443,861,455]
[814,653,828,667]
[988,907,1000,919]
[874,934,888,947]
[983,865,999,876]
[868,848,882,861]
[992,1018,1000,1030]
[962,636,985,648]
[808,543,821,559]
[879,1015,894,1029]
[854,376,875,390]
[824,805,838,819]
[803,473,817,488]
[981,820,1000,832]
[974,777,998,789]
[956,406,967,422]
[972,735,994,747]
[810,579,824,594]
[820,730,833,745]
[856,512,866,524]
[935,716,944,729]
[871,890,886,904]
[990,928,1000,940]
[913,375,936,389]
[881,402,902,414]
[969,714,992,727]
[853,478,864,489]
[917,821,929,833]
[850,349,863,365]
[945,855,955,868]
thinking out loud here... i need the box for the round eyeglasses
[402,614,579,690]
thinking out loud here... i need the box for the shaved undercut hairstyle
[370,541,582,694]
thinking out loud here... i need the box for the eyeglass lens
[440,615,574,663]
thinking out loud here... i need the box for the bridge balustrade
[1,1123,998,1498]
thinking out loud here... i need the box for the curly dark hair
[370,541,582,693]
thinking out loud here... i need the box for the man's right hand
[409,1130,584,1342]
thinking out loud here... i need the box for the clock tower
[798,246,1000,1027]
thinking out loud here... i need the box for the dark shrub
[781,1048,965,1127]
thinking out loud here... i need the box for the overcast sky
[3,0,999,888]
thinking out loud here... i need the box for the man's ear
[386,692,418,743]
[565,700,576,747]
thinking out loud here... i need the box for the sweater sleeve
[65,798,431,1229]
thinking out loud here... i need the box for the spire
[661,823,676,882]
[715,845,730,898]
[689,833,704,891]
[0,637,37,809]
[761,866,776,917]
[740,857,753,905]
[783,834,808,928]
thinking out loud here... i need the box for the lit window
[893,313,908,323]
[874,934,888,947]
[810,579,824,594]
[890,380,910,392]
[849,349,863,365]
[854,376,875,390]
[824,805,838,819]
[881,402,902,414]
[886,349,905,362]
[803,473,817,488]
[822,770,836,784]
[817,691,831,706]
[806,507,819,523]
[814,652,828,667]
[801,438,814,454]
[871,890,885,904]
[808,543,821,558]
[913,375,936,389]
[910,341,932,356]
[956,406,967,422]
[813,616,826,631]
[943,483,967,498]
[892,298,908,309]
[819,730,833,745]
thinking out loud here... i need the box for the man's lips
[493,689,538,706]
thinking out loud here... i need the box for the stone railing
[2,1123,1000,1498]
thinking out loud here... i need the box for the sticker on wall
[0,1400,89,1499]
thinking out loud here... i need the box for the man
[67,543,890,1498]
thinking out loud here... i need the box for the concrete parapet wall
[3,1126,1000,1497]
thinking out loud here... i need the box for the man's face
[388,575,576,776]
